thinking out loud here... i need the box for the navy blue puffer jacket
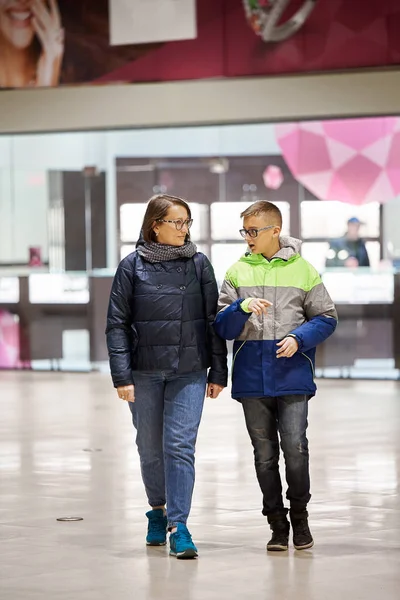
[106,250,228,388]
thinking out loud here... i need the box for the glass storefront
[0,120,399,379]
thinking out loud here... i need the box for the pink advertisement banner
[0,0,399,89]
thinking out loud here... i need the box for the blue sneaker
[169,523,198,559]
[146,509,168,546]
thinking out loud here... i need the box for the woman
[0,0,64,88]
[0,0,165,88]
[106,194,227,559]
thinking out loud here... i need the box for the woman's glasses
[158,219,193,231]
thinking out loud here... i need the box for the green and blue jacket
[214,237,337,400]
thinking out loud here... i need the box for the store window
[0,119,398,380]
[211,243,245,283]
[211,201,290,241]
[120,202,208,242]
[210,201,290,282]
[301,201,380,239]
[301,201,381,271]
[120,203,147,243]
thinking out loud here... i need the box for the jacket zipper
[262,259,276,395]
[273,262,277,342]
[273,262,277,396]
[177,262,186,372]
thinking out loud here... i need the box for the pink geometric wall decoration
[0,311,21,369]
[275,117,400,205]
[263,165,284,190]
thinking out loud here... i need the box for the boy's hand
[276,337,299,358]
[248,298,273,316]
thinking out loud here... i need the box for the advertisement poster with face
[0,0,399,88]
[0,0,196,88]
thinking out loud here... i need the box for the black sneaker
[290,511,314,550]
[266,517,290,552]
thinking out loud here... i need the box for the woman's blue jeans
[129,370,207,529]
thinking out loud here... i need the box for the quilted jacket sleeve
[290,265,338,352]
[200,255,228,387]
[213,272,251,341]
[106,258,137,388]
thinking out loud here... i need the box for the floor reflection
[0,373,399,599]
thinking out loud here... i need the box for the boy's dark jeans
[241,395,311,518]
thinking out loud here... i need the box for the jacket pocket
[275,352,315,394]
[231,340,265,396]
[301,352,315,381]
[232,340,246,378]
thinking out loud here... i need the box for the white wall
[0,170,11,262]
[0,168,49,264]
[1,117,400,269]
[106,123,280,157]
[14,171,49,263]
[1,68,400,267]
[0,133,106,265]
[0,123,279,167]
[9,132,108,171]
[382,197,400,259]
[0,123,280,267]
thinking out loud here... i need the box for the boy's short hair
[240,201,282,228]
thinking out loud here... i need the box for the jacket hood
[276,235,302,259]
[240,235,302,264]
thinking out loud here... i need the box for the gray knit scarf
[137,241,197,263]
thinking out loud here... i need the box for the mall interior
[1,2,400,599]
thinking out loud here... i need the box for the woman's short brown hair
[141,194,191,243]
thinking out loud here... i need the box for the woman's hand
[206,383,224,399]
[117,385,135,403]
[32,0,64,87]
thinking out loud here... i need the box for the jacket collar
[240,235,302,264]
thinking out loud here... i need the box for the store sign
[0,278,20,304]
[109,0,197,46]
[29,275,89,305]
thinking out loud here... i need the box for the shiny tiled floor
[1,372,399,600]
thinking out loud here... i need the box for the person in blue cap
[326,217,370,268]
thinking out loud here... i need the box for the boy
[214,201,337,552]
